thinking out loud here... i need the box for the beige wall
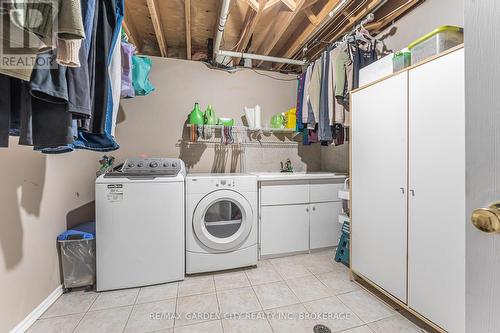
[0,142,101,333]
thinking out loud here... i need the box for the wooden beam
[280,0,297,11]
[365,0,420,32]
[244,0,260,11]
[185,0,191,60]
[253,0,307,66]
[123,2,141,51]
[146,0,167,57]
[303,7,318,25]
[283,0,384,68]
[122,19,138,49]
[264,0,281,11]
[234,0,267,64]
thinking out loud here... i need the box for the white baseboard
[9,285,63,333]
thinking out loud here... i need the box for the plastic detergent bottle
[204,104,218,125]
[189,102,204,125]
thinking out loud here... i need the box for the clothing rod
[218,50,307,66]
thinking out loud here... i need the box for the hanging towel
[132,55,155,96]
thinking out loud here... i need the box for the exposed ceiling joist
[146,0,168,57]
[263,0,281,11]
[122,19,139,50]
[254,0,306,66]
[279,0,385,68]
[365,0,420,32]
[243,0,260,11]
[234,0,267,64]
[280,0,297,11]
[185,0,192,60]
[303,7,318,25]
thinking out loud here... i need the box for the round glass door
[193,190,253,251]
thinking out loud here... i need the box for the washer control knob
[171,162,178,168]
[149,161,158,168]
[127,163,135,168]
[137,162,143,168]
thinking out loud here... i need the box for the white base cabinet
[258,178,345,257]
[351,48,465,333]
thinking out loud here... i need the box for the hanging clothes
[318,50,332,142]
[307,58,322,127]
[332,46,353,126]
[121,41,136,98]
[110,37,121,137]
[351,41,378,90]
[301,64,313,124]
[132,55,155,96]
[295,73,305,132]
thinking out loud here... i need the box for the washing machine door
[193,190,253,251]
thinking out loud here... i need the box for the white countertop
[249,172,347,181]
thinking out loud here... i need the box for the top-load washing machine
[96,158,186,291]
[185,174,258,274]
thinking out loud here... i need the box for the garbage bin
[57,222,96,292]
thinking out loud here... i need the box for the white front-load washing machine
[186,174,258,274]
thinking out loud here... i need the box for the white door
[465,2,500,332]
[310,201,343,249]
[193,190,253,251]
[351,72,408,303]
[260,204,309,256]
[408,49,465,333]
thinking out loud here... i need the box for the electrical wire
[249,68,299,81]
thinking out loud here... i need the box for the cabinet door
[408,49,465,333]
[260,204,309,256]
[310,202,343,249]
[351,72,408,303]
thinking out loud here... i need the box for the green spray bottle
[204,104,218,125]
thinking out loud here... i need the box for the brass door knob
[471,202,500,234]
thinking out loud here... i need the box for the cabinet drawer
[260,180,309,206]
[310,180,344,202]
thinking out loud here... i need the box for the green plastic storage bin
[408,25,464,65]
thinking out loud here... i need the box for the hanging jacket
[307,58,322,126]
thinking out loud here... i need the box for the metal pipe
[213,0,232,61]
[218,50,307,66]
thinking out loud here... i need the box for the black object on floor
[313,324,332,333]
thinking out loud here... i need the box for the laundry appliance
[95,157,186,291]
[185,174,258,274]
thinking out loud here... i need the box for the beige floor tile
[41,291,98,318]
[217,287,262,314]
[253,281,300,310]
[124,299,176,333]
[313,248,337,258]
[178,276,215,297]
[266,304,317,333]
[270,257,312,280]
[338,325,375,333]
[222,313,273,333]
[136,282,178,304]
[214,272,250,291]
[73,306,132,333]
[285,275,334,302]
[338,290,396,323]
[317,270,360,295]
[175,293,219,327]
[245,264,282,286]
[303,296,364,332]
[27,314,83,333]
[368,315,423,333]
[174,320,223,333]
[90,288,139,311]
[302,254,347,275]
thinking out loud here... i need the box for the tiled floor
[28,250,426,333]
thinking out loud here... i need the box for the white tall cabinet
[351,48,465,333]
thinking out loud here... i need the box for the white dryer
[185,174,258,274]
